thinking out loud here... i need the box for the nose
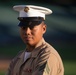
[25,27,31,35]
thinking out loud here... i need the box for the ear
[42,24,46,34]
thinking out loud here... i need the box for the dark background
[0,0,76,75]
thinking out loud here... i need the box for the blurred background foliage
[0,0,76,75]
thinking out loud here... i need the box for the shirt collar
[18,50,25,59]
[18,38,46,59]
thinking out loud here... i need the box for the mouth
[24,36,33,41]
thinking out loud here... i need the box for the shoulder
[42,41,55,53]
[43,41,63,63]
[45,42,64,70]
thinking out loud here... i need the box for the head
[13,5,52,47]
[19,20,46,46]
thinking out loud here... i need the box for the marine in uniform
[6,5,64,75]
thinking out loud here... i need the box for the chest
[12,57,36,75]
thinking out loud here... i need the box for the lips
[24,36,33,41]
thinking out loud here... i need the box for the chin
[24,41,35,46]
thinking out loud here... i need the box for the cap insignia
[24,7,29,12]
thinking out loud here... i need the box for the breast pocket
[21,58,35,75]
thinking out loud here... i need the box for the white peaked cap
[13,5,52,20]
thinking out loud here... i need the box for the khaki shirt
[6,38,64,75]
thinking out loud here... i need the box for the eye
[21,27,26,30]
[29,25,35,30]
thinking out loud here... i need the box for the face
[19,22,46,46]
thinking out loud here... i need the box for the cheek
[20,30,22,35]
[20,33,23,40]
[19,30,24,39]
[32,28,43,38]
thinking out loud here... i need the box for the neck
[26,45,35,52]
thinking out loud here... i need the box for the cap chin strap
[17,17,45,22]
